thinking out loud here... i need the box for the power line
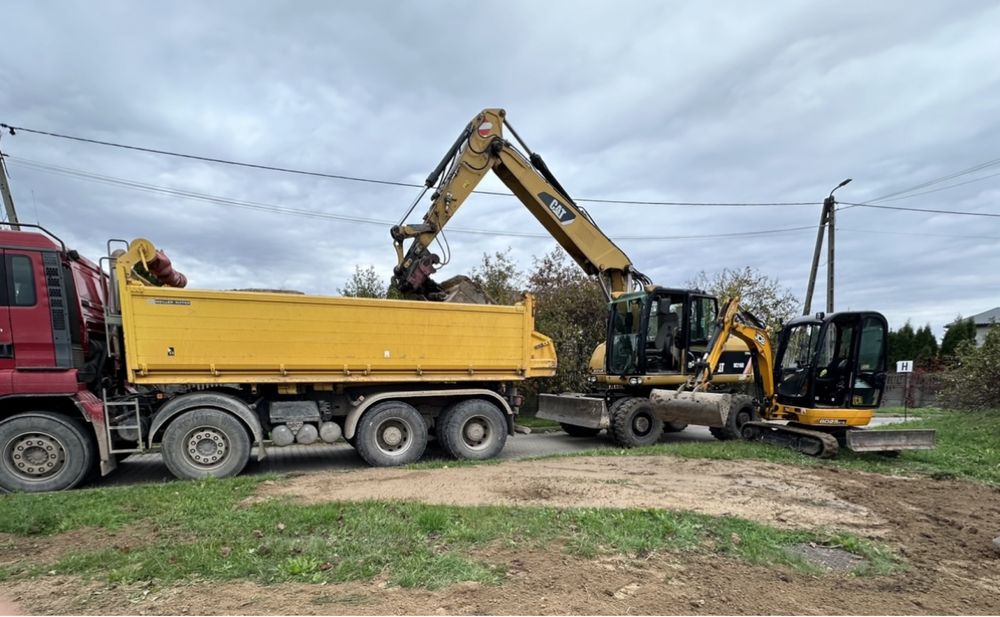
[865,156,1000,203]
[5,155,820,241]
[0,123,819,208]
[839,201,1000,218]
[876,169,1000,202]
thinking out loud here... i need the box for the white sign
[896,360,914,373]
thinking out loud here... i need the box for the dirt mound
[249,455,885,535]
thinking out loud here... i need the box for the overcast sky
[1,1,998,337]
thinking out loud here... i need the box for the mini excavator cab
[774,312,889,411]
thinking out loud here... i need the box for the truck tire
[0,412,95,493]
[709,398,756,441]
[609,397,663,448]
[355,401,428,467]
[560,423,601,438]
[438,399,507,460]
[160,409,251,480]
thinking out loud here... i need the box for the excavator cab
[774,312,889,410]
[607,288,719,376]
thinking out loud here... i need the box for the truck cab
[0,228,107,398]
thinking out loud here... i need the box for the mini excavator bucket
[649,390,733,428]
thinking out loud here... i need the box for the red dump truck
[0,227,555,492]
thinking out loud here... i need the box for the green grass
[550,410,1000,485]
[0,477,895,588]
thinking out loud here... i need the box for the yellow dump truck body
[119,283,556,386]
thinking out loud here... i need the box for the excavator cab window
[776,322,820,403]
[644,293,685,373]
[851,315,888,407]
[608,294,645,375]
[688,296,717,347]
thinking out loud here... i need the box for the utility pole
[803,178,851,315]
[826,196,835,314]
[0,127,19,230]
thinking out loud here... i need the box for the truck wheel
[160,409,251,480]
[0,412,95,493]
[560,423,601,438]
[438,399,507,460]
[609,397,663,448]
[355,401,427,467]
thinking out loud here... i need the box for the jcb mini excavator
[650,298,937,457]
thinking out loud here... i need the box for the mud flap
[845,429,937,452]
[537,393,608,429]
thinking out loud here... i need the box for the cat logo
[537,192,576,225]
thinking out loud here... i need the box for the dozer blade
[537,393,608,429]
[649,389,732,428]
[844,428,937,452]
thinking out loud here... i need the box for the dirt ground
[3,456,1000,615]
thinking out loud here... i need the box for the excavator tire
[709,396,756,441]
[609,397,663,448]
[663,421,688,433]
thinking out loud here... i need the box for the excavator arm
[391,108,649,300]
[688,297,775,401]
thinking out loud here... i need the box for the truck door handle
[0,344,12,359]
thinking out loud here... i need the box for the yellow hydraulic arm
[687,297,775,400]
[391,108,649,300]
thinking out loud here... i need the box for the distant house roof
[968,307,1000,326]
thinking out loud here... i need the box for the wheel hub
[186,428,227,466]
[463,420,487,444]
[382,426,404,447]
[8,433,64,478]
[633,415,651,435]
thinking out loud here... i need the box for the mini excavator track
[740,421,840,459]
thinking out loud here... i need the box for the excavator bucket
[844,428,937,452]
[537,393,608,429]
[649,389,732,428]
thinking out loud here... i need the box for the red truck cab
[0,228,110,491]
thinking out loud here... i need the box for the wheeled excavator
[650,298,937,457]
[391,108,754,447]
[390,108,935,454]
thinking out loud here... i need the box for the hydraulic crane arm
[391,108,649,300]
[688,297,775,400]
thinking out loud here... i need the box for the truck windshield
[608,295,645,374]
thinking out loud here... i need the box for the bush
[939,324,1000,410]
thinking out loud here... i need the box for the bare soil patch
[248,456,885,535]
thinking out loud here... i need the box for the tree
[887,322,916,368]
[913,324,939,367]
[940,324,1000,410]
[688,266,799,334]
[941,316,977,358]
[470,249,524,305]
[524,249,607,399]
[339,265,387,298]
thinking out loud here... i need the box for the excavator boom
[392,108,648,300]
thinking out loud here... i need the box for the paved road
[100,416,914,488]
